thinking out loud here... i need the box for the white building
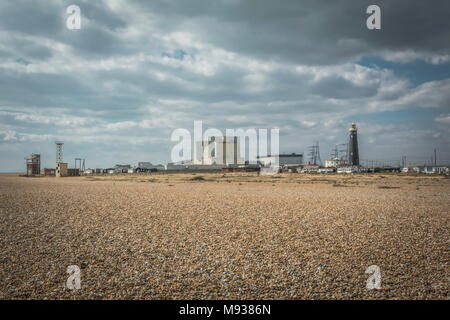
[325,158,344,168]
[403,166,449,174]
[257,153,303,167]
[318,168,335,173]
[337,166,359,174]
[423,166,449,174]
[299,165,319,173]
[193,136,245,166]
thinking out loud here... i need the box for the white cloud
[1,130,18,141]
[366,79,450,112]
[435,114,450,124]
[301,121,317,128]
[0,110,94,127]
[381,50,450,65]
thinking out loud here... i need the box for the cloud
[0,0,449,170]
[131,0,450,66]
[0,110,94,126]
[1,130,18,141]
[435,114,450,125]
[380,50,450,65]
[301,121,316,128]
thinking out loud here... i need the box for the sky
[0,0,449,171]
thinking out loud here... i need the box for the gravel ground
[0,173,448,299]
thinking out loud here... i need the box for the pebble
[0,173,448,299]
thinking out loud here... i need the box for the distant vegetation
[189,175,205,181]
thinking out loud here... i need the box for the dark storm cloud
[0,0,129,58]
[0,0,62,37]
[133,0,450,65]
[77,1,127,31]
[0,68,92,106]
[1,0,449,64]
[8,37,54,61]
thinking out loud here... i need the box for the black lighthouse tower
[348,122,359,166]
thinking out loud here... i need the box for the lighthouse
[348,122,359,166]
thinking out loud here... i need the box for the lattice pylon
[55,141,64,164]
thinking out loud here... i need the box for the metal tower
[315,141,322,166]
[75,158,85,175]
[331,145,339,159]
[55,141,64,164]
[308,141,322,166]
[338,143,348,164]
[348,123,359,166]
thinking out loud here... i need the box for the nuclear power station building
[193,136,245,166]
[348,122,359,166]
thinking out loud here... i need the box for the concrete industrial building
[56,162,68,177]
[44,168,55,176]
[257,153,303,167]
[25,153,40,176]
[67,168,80,176]
[193,136,245,166]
